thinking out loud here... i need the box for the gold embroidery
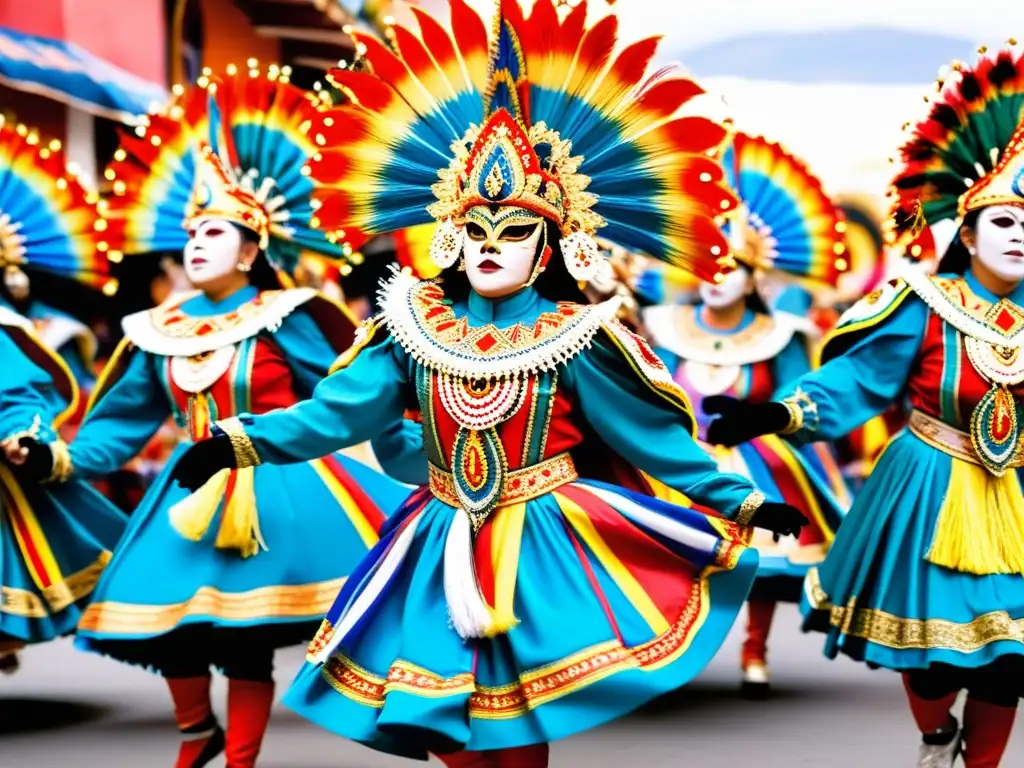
[47,439,73,483]
[78,577,345,634]
[1,551,112,618]
[805,567,1024,651]
[148,290,290,339]
[429,452,577,509]
[330,315,383,374]
[217,417,262,469]
[735,491,764,526]
[320,579,713,719]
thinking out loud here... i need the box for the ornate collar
[902,269,1024,347]
[379,269,621,378]
[0,304,33,333]
[642,304,798,366]
[121,288,317,357]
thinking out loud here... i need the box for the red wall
[0,0,166,85]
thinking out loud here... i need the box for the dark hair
[936,209,980,275]
[438,220,588,304]
[233,224,282,290]
[730,263,771,314]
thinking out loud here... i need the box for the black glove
[748,501,808,538]
[703,396,791,447]
[171,435,237,492]
[9,437,55,484]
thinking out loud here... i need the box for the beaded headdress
[889,42,1024,255]
[0,116,115,296]
[721,132,846,286]
[307,0,739,282]
[103,66,344,280]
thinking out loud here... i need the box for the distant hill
[673,28,978,84]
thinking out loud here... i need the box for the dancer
[170,1,808,764]
[703,43,1024,768]
[0,117,125,672]
[642,131,850,697]
[8,71,409,768]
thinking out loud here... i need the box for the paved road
[1,605,1021,767]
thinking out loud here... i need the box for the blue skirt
[800,430,1024,670]
[75,446,409,667]
[283,480,757,757]
[0,468,125,648]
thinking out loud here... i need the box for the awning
[0,27,166,124]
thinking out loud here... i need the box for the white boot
[916,726,961,768]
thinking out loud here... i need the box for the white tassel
[311,516,421,665]
[443,508,495,639]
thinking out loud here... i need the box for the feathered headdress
[0,117,115,296]
[889,42,1024,256]
[721,132,846,286]
[103,65,343,280]
[307,0,738,282]
[835,195,886,301]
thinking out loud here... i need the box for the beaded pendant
[970,384,1020,476]
[452,427,507,530]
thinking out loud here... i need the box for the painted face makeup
[698,267,752,309]
[974,204,1024,282]
[463,206,545,298]
[184,219,244,286]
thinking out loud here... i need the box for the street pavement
[1,604,1021,767]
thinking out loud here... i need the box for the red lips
[477,259,501,273]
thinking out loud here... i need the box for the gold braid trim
[735,491,765,526]
[1,551,111,618]
[779,388,819,435]
[216,417,261,469]
[805,568,1024,652]
[47,439,73,483]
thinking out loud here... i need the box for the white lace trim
[378,268,621,378]
[642,304,799,366]
[902,268,1024,347]
[121,288,317,357]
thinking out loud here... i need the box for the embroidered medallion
[452,427,507,529]
[969,385,1020,476]
[170,346,236,394]
[437,373,528,430]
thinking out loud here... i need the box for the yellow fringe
[485,502,526,635]
[927,459,1024,575]
[169,468,230,542]
[215,467,267,559]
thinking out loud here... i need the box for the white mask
[463,206,545,299]
[973,205,1024,283]
[184,219,244,286]
[698,267,751,309]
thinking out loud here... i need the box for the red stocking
[901,673,957,734]
[493,744,550,767]
[225,679,275,768]
[741,600,777,669]
[962,697,1017,767]
[166,676,222,768]
[433,751,496,767]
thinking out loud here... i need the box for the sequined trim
[320,579,711,718]
[804,567,1024,652]
[903,269,1024,347]
[0,551,111,618]
[121,288,317,357]
[735,491,765,526]
[428,452,578,509]
[78,577,346,635]
[217,417,262,469]
[379,269,620,379]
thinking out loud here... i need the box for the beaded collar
[643,304,799,366]
[903,269,1024,347]
[379,269,620,378]
[121,288,317,357]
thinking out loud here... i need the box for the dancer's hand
[748,502,808,538]
[2,436,54,483]
[172,436,237,491]
[703,396,792,447]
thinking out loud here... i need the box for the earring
[236,262,252,273]
[968,246,977,256]
[457,250,467,272]
[430,218,464,269]
[561,231,601,281]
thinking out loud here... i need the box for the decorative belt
[909,409,1024,468]
[429,452,578,508]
